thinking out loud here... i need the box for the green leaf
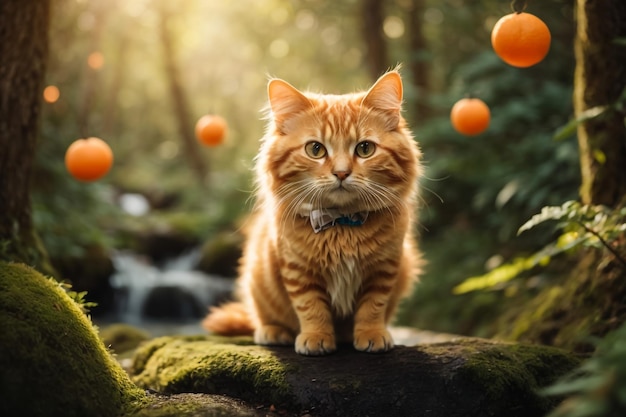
[553,106,609,141]
[542,375,606,397]
[554,118,579,141]
[593,149,607,165]
[452,257,531,294]
[518,201,579,235]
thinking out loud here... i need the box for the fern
[49,278,98,314]
[543,323,626,417]
[454,201,626,294]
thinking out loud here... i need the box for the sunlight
[269,38,290,58]
[43,85,60,103]
[87,51,104,70]
[383,16,405,39]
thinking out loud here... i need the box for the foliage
[52,278,99,314]
[397,0,579,334]
[544,323,626,417]
[453,201,626,295]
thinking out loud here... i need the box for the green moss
[132,336,294,406]
[100,323,151,354]
[0,261,146,416]
[497,249,626,352]
[197,232,243,276]
[130,393,260,417]
[457,341,581,413]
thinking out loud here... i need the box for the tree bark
[361,0,388,80]
[575,0,626,206]
[0,0,50,265]
[407,0,430,122]
[158,8,208,185]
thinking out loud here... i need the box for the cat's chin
[324,189,360,209]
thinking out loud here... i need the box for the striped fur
[202,70,422,355]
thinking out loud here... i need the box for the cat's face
[259,71,421,217]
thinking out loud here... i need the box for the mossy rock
[497,249,626,352]
[131,335,581,417]
[131,392,264,417]
[0,262,146,417]
[196,231,243,277]
[100,323,151,354]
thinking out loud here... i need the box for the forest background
[35,0,582,338]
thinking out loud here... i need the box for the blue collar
[308,209,369,233]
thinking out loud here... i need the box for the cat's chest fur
[325,256,362,317]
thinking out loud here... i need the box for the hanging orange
[491,12,551,68]
[450,98,491,136]
[65,137,113,181]
[195,114,227,146]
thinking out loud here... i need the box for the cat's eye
[355,141,376,158]
[304,141,327,159]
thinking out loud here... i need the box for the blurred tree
[0,0,52,269]
[406,0,430,122]
[575,0,626,206]
[361,0,388,79]
[158,1,208,185]
[77,0,108,138]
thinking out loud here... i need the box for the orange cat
[203,70,422,356]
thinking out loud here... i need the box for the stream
[101,248,234,336]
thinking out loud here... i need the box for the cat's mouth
[325,184,361,207]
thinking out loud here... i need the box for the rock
[142,286,206,319]
[99,323,151,354]
[196,231,243,278]
[130,334,581,417]
[0,261,145,417]
[131,392,264,417]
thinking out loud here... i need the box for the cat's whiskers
[358,179,405,213]
[276,181,314,219]
[275,179,327,230]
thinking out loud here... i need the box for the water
[109,248,234,326]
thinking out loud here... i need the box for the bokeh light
[87,51,104,70]
[43,85,60,103]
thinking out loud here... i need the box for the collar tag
[309,209,368,233]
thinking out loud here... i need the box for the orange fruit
[65,137,113,181]
[195,114,227,146]
[450,98,491,136]
[491,12,551,68]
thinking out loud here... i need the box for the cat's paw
[353,328,394,353]
[295,332,336,356]
[254,325,295,346]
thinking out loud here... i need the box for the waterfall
[109,248,234,325]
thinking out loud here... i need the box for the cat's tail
[202,302,255,336]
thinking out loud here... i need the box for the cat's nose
[333,170,351,181]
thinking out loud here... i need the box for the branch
[578,221,626,269]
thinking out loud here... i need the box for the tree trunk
[575,0,626,206]
[361,0,388,80]
[0,0,50,266]
[407,0,430,122]
[158,8,208,185]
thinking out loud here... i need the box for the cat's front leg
[353,280,394,353]
[284,277,336,356]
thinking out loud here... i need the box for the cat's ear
[268,79,311,133]
[362,71,403,130]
